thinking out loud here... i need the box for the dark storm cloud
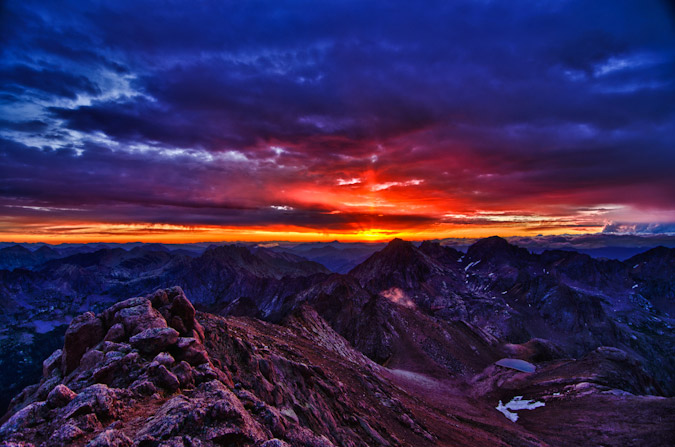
[0,64,101,99]
[0,0,674,232]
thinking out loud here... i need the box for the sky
[1,0,674,243]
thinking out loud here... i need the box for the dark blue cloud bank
[0,0,674,236]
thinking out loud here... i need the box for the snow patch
[465,260,481,271]
[496,396,545,422]
[496,358,536,373]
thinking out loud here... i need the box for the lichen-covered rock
[47,384,77,408]
[42,349,62,378]
[86,429,132,447]
[172,361,195,389]
[261,439,291,447]
[104,323,126,343]
[169,290,196,333]
[0,402,47,437]
[135,395,194,440]
[50,422,85,445]
[129,379,157,397]
[113,300,167,336]
[63,384,119,420]
[136,380,265,444]
[34,375,60,402]
[176,337,209,365]
[79,349,105,371]
[61,312,105,374]
[153,352,175,367]
[92,351,142,386]
[151,364,180,392]
[130,327,179,356]
[100,297,146,325]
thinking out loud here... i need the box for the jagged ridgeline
[1,238,674,446]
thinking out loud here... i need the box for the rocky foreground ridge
[0,287,530,446]
[2,287,674,447]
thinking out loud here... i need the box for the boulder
[151,364,180,392]
[148,289,170,308]
[61,312,105,375]
[136,380,265,444]
[0,402,47,437]
[51,422,85,445]
[63,384,119,420]
[35,376,61,402]
[79,349,105,371]
[130,379,158,397]
[86,429,133,447]
[104,323,126,343]
[136,395,195,440]
[113,300,167,336]
[261,439,291,447]
[169,289,195,333]
[47,384,77,408]
[176,337,209,366]
[92,351,142,386]
[130,327,179,356]
[100,297,147,326]
[172,361,195,389]
[43,349,62,378]
[153,352,175,367]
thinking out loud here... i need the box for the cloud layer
[1,0,674,241]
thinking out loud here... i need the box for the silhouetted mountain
[350,238,453,294]
[271,242,383,273]
[0,244,62,271]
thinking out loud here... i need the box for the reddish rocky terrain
[2,287,673,447]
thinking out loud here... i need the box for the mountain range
[0,237,674,446]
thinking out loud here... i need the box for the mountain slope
[348,238,675,394]
[3,288,674,447]
[0,288,550,447]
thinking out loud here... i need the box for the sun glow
[355,228,396,241]
[0,219,603,244]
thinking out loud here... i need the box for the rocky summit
[2,286,674,447]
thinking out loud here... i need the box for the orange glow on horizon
[0,221,604,244]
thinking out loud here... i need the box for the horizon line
[3,231,675,246]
